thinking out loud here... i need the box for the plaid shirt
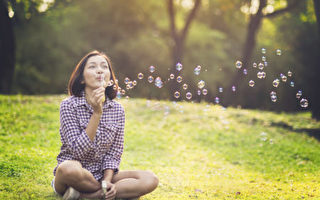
[53,91,125,181]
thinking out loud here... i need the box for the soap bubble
[148,76,154,83]
[113,85,117,90]
[261,71,266,79]
[183,83,188,90]
[270,91,277,102]
[198,80,205,89]
[253,63,257,68]
[176,62,183,71]
[155,77,163,88]
[149,65,155,73]
[262,48,266,54]
[219,87,223,93]
[124,77,130,84]
[121,89,126,95]
[232,86,236,92]
[276,49,282,56]
[194,65,201,75]
[176,76,182,83]
[186,92,192,100]
[170,74,175,79]
[132,80,137,86]
[108,80,114,87]
[273,79,280,88]
[264,61,268,67]
[262,56,266,62]
[137,73,144,79]
[235,61,242,69]
[215,97,220,104]
[281,75,287,82]
[257,72,263,79]
[288,71,292,77]
[202,89,208,95]
[243,69,248,75]
[249,80,255,87]
[290,81,294,87]
[197,90,201,95]
[258,63,264,70]
[300,98,308,108]
[296,90,302,99]
[174,91,180,98]
[126,85,131,90]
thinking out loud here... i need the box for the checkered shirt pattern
[53,91,125,181]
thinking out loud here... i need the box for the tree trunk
[0,0,15,94]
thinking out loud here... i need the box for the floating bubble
[132,80,137,86]
[170,74,175,79]
[124,77,130,84]
[125,96,129,100]
[128,81,134,89]
[296,90,302,99]
[264,61,268,67]
[137,73,144,79]
[261,71,266,79]
[270,91,277,102]
[262,48,266,54]
[149,65,155,73]
[290,81,294,87]
[115,79,119,84]
[288,71,292,77]
[183,83,188,90]
[108,80,114,87]
[202,89,208,95]
[300,98,308,108]
[121,89,126,95]
[219,87,223,93]
[262,56,266,62]
[257,72,263,79]
[176,62,183,71]
[174,91,180,98]
[198,80,205,89]
[232,86,236,92]
[194,66,201,75]
[235,61,242,69]
[276,49,282,56]
[249,80,255,87]
[243,69,248,75]
[186,92,192,100]
[281,75,287,82]
[148,76,154,83]
[258,63,264,70]
[126,85,131,90]
[155,77,163,88]
[176,76,182,83]
[113,85,117,90]
[197,90,201,95]
[215,97,220,104]
[253,63,257,68]
[273,79,280,88]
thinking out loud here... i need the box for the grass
[0,94,320,199]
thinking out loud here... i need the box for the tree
[0,0,15,94]
[167,0,201,100]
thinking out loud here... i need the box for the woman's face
[82,55,111,89]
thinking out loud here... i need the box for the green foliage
[0,95,320,199]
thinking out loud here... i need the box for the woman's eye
[89,65,95,68]
[102,65,108,69]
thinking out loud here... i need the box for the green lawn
[0,95,320,199]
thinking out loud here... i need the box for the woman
[52,50,159,200]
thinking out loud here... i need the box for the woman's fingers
[105,184,116,199]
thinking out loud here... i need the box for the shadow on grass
[270,121,320,141]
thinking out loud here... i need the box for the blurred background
[1,0,319,118]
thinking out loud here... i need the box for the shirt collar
[75,91,114,111]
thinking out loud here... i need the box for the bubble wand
[101,74,106,103]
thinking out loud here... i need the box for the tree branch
[264,0,301,18]
[181,0,201,41]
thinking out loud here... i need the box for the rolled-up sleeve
[60,100,96,160]
[102,107,125,172]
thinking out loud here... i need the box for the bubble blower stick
[101,180,107,198]
[101,74,106,103]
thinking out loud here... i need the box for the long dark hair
[68,50,118,100]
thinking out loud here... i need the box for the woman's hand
[103,181,116,200]
[87,87,105,114]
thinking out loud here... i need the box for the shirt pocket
[98,122,118,150]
